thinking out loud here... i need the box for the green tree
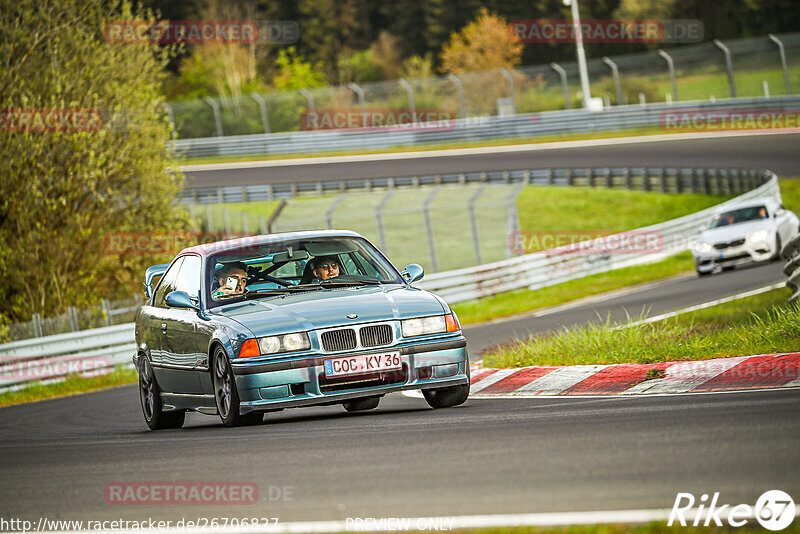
[270,47,327,90]
[440,8,523,73]
[0,0,187,321]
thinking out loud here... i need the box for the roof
[713,197,778,214]
[178,230,364,258]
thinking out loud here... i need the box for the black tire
[722,265,736,271]
[343,396,380,412]
[423,384,470,408]
[212,346,263,427]
[696,269,711,277]
[138,357,185,430]
[772,236,782,261]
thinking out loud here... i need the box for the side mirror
[165,290,200,311]
[400,264,424,284]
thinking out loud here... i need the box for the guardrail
[781,234,800,302]
[173,96,800,159]
[417,170,780,303]
[0,169,780,392]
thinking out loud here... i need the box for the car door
[159,254,204,394]
[147,257,183,368]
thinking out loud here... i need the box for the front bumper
[693,240,774,272]
[230,336,469,414]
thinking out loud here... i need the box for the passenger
[312,256,340,281]
[211,262,248,300]
[758,207,768,219]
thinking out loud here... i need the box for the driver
[311,255,340,281]
[211,262,248,300]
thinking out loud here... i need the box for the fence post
[506,184,524,260]
[241,212,250,235]
[251,92,271,134]
[326,194,346,230]
[447,74,467,119]
[713,40,736,98]
[375,190,395,253]
[398,78,416,122]
[206,206,214,232]
[550,63,571,109]
[32,313,43,338]
[500,68,517,114]
[102,299,112,327]
[202,96,224,137]
[260,215,267,235]
[602,57,623,105]
[657,50,679,101]
[299,88,315,129]
[423,187,441,272]
[266,200,287,233]
[768,34,791,95]
[223,209,232,234]
[68,307,79,332]
[347,83,367,127]
[468,186,485,265]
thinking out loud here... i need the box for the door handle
[161,322,167,333]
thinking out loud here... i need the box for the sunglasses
[317,262,339,270]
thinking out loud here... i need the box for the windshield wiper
[316,278,382,287]
[243,287,315,298]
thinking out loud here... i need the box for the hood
[210,285,446,337]
[700,219,771,244]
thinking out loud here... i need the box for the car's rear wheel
[212,346,263,427]
[139,357,185,430]
[343,396,380,412]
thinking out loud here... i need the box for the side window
[173,255,202,301]
[153,257,184,308]
[339,254,357,275]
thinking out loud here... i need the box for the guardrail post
[241,186,249,203]
[567,168,574,186]
[642,169,650,192]
[604,168,611,189]
[347,82,368,127]
[447,74,467,119]
[423,187,441,272]
[500,68,517,114]
[713,40,736,98]
[550,63,571,109]
[624,167,631,190]
[102,300,112,327]
[703,169,712,195]
[398,79,416,122]
[657,50,679,102]
[68,307,79,332]
[659,169,666,193]
[202,96,224,137]
[468,186,485,265]
[32,313,43,337]
[768,34,792,95]
[251,93,271,134]
[602,57,623,105]
[375,190,395,253]
[326,194,346,230]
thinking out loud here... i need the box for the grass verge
[452,251,695,325]
[0,365,138,408]
[482,288,798,368]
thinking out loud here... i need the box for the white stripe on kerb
[622,356,751,395]
[509,365,610,396]
[469,368,519,394]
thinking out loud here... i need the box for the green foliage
[271,47,327,91]
[0,0,188,321]
[337,49,383,84]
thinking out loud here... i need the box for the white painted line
[180,129,800,171]
[40,506,800,533]
[619,282,786,329]
[511,365,610,395]
[621,356,752,395]
[469,368,519,394]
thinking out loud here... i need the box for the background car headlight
[694,242,713,253]
[402,315,446,337]
[257,332,310,355]
[748,229,768,242]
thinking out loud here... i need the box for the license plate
[324,351,402,378]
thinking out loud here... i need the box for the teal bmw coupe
[133,231,470,429]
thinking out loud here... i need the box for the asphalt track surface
[183,132,800,188]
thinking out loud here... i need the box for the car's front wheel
[423,384,470,408]
[139,357,185,430]
[212,346,263,427]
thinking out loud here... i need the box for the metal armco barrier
[173,96,800,159]
[0,169,780,391]
[781,234,800,302]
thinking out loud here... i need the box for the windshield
[205,236,403,307]
[709,205,769,228]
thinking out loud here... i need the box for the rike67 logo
[669,490,796,531]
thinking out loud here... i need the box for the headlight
[748,229,768,242]
[400,315,461,337]
[694,242,713,253]
[257,332,310,355]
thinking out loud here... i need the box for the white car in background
[693,198,799,276]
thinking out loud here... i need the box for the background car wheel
[343,396,380,412]
[138,358,185,430]
[423,384,470,408]
[771,236,782,261]
[696,269,711,277]
[212,346,263,427]
[722,265,736,271]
